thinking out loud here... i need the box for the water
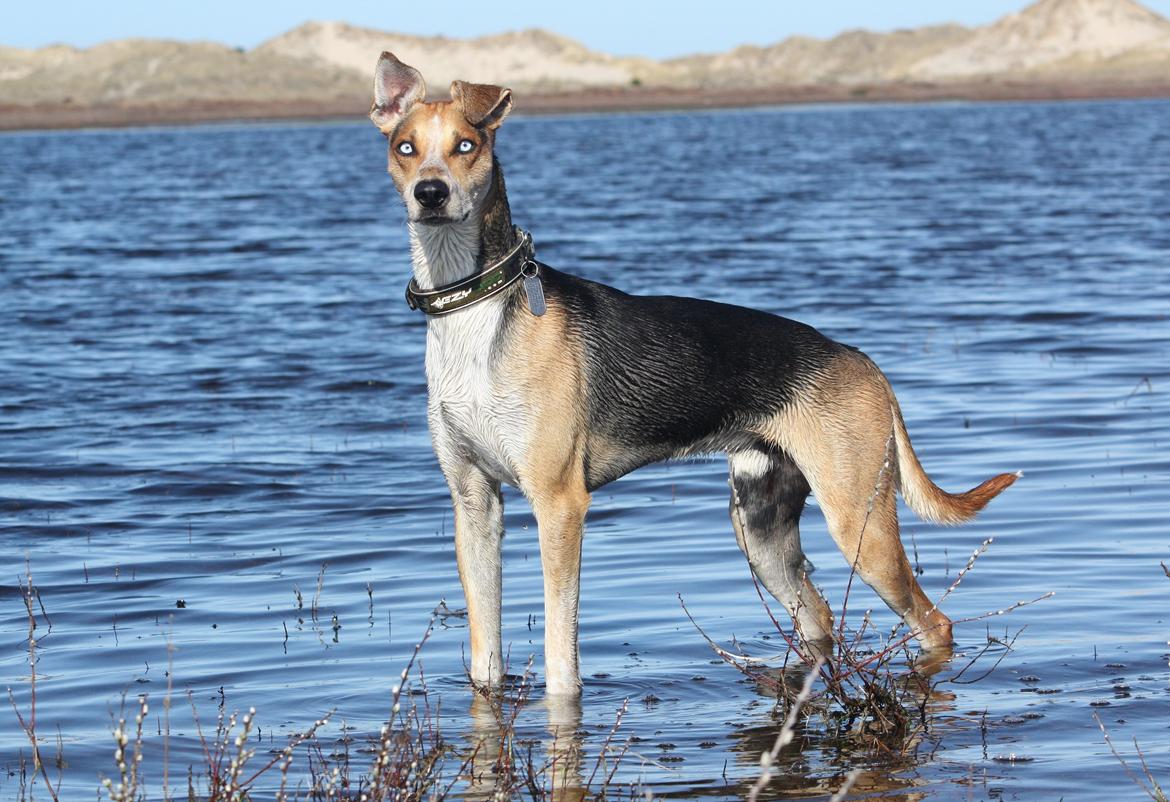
[1,99,1168,800]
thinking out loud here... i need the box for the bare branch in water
[7,565,61,802]
[1094,712,1168,802]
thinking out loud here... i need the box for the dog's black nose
[413,180,450,209]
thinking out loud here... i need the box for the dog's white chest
[424,305,526,485]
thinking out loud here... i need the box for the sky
[7,0,1170,57]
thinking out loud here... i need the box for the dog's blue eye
[397,141,415,156]
[458,139,475,154]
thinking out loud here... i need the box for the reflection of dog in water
[369,52,1019,697]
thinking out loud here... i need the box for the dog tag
[522,263,546,317]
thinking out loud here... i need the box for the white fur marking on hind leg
[729,449,772,479]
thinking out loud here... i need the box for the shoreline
[3,80,1169,131]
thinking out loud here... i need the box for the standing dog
[369,53,1018,696]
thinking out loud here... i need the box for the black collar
[406,228,535,316]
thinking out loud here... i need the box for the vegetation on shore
[6,547,1084,800]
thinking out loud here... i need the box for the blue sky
[8,1,1170,57]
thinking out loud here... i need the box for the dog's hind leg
[446,462,506,687]
[728,446,835,656]
[819,468,953,650]
[769,355,954,651]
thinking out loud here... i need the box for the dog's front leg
[530,487,590,696]
[444,462,505,688]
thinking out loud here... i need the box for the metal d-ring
[521,259,540,278]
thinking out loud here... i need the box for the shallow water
[1,99,1168,800]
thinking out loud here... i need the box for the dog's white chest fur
[412,222,528,485]
[425,307,527,484]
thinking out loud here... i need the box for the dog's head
[370,53,513,226]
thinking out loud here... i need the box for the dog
[369,52,1019,697]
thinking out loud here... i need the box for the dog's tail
[889,395,1020,526]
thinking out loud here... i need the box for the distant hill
[0,39,362,105]
[2,0,1169,129]
[669,0,1170,85]
[908,0,1170,80]
[254,22,669,91]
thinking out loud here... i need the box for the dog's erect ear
[450,80,513,130]
[371,52,426,132]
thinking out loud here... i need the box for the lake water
[1,99,1168,800]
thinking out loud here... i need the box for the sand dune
[255,22,668,92]
[2,0,1168,129]
[909,0,1170,79]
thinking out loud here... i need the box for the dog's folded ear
[371,52,426,132]
[450,80,513,130]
